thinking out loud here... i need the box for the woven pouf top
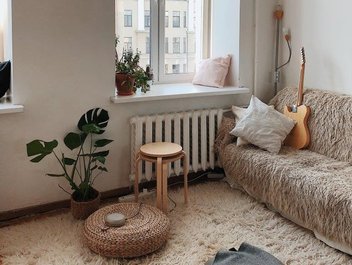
[83,202,170,258]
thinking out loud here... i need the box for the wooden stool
[134,142,189,213]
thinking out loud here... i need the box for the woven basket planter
[83,202,170,258]
[71,188,100,220]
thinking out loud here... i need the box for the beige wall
[281,0,352,95]
[0,0,248,211]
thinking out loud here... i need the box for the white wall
[211,0,278,103]
[281,0,352,95]
[0,0,247,211]
[254,0,278,102]
[211,0,240,87]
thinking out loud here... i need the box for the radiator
[130,108,224,181]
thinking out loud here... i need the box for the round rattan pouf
[83,202,170,258]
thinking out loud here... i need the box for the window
[165,37,169,54]
[144,10,150,28]
[183,11,187,28]
[173,37,180,54]
[116,0,208,83]
[146,37,150,54]
[172,11,180,28]
[124,10,132,27]
[172,64,180,74]
[123,37,132,51]
[183,37,187,53]
[165,11,169,28]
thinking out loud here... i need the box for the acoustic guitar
[284,47,311,149]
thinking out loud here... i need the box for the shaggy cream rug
[1,182,351,265]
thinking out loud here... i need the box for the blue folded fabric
[211,242,283,265]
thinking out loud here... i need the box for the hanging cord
[276,37,292,70]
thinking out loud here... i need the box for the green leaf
[80,150,110,158]
[98,166,108,172]
[77,108,109,134]
[82,124,101,134]
[47,173,65,177]
[44,140,58,151]
[30,153,47,163]
[94,139,113,147]
[26,140,58,162]
[64,132,82,150]
[92,150,109,157]
[63,158,76,165]
[94,156,106,164]
[26,140,44,156]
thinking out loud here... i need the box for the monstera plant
[26,108,113,219]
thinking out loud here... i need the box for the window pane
[144,10,150,28]
[165,37,169,54]
[172,11,180,28]
[124,37,132,50]
[165,11,169,28]
[124,10,132,27]
[165,0,199,75]
[116,0,150,70]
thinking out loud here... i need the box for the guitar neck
[297,64,305,106]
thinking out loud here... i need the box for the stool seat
[140,142,182,157]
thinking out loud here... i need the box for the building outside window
[165,64,169,74]
[165,11,169,28]
[183,37,187,53]
[183,11,187,27]
[165,37,169,54]
[124,37,132,51]
[173,37,180,54]
[172,64,180,74]
[124,10,132,27]
[146,37,150,54]
[183,64,187,73]
[144,10,150,28]
[173,11,180,28]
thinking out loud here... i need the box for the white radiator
[130,108,224,181]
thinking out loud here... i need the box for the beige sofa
[215,87,352,254]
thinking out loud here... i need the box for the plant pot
[115,73,135,96]
[71,188,101,220]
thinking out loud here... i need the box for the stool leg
[182,152,189,204]
[134,153,141,202]
[162,163,169,213]
[156,157,163,210]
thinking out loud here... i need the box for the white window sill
[0,104,24,114]
[110,83,250,104]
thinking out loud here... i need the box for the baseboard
[0,170,210,224]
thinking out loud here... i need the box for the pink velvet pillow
[192,55,231,88]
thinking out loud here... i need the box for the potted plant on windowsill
[26,108,113,219]
[115,38,151,95]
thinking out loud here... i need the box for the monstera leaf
[26,140,58,163]
[77,108,109,134]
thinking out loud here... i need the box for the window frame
[172,37,180,54]
[172,11,180,28]
[124,10,132,27]
[144,10,150,28]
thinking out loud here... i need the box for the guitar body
[284,105,311,149]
